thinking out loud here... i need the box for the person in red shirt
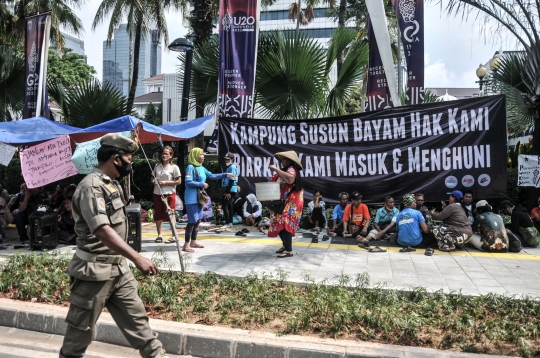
[342,191,370,241]
[531,196,540,233]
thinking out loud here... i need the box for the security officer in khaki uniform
[60,134,168,358]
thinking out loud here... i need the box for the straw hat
[274,151,303,170]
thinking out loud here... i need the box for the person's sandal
[368,246,387,253]
[277,251,293,258]
[311,238,318,243]
[425,248,434,256]
[399,246,417,252]
[164,237,175,244]
[276,247,286,253]
[439,245,456,252]
[155,237,163,243]
[322,235,329,241]
[357,242,370,249]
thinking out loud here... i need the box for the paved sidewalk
[1,223,540,297]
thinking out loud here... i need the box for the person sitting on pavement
[328,192,349,238]
[430,190,472,252]
[415,193,429,220]
[304,190,326,233]
[341,191,370,241]
[500,199,540,247]
[530,196,540,233]
[258,216,271,234]
[367,195,398,241]
[395,194,432,253]
[232,192,246,217]
[470,200,509,253]
[243,193,262,226]
[58,199,77,245]
[52,184,77,210]
[10,183,44,245]
[461,189,476,225]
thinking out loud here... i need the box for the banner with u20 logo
[219,95,507,204]
[218,0,260,118]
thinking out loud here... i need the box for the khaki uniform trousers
[60,270,161,358]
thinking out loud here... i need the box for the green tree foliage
[343,83,364,115]
[144,102,157,124]
[48,78,132,127]
[47,49,96,87]
[0,45,25,121]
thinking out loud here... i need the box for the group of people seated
[301,189,539,254]
[0,182,78,246]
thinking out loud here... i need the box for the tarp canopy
[0,117,81,145]
[159,114,214,139]
[70,116,185,144]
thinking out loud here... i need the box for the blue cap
[447,190,463,200]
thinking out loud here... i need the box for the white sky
[73,1,520,89]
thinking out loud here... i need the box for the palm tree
[3,0,85,52]
[93,0,187,112]
[48,77,133,127]
[0,45,25,121]
[438,0,540,154]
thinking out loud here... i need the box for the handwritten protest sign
[19,134,78,188]
[0,142,17,166]
[517,155,540,187]
[71,132,131,174]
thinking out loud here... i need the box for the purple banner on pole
[393,0,424,105]
[218,0,260,118]
[23,14,51,119]
[365,17,393,112]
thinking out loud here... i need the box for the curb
[0,298,513,358]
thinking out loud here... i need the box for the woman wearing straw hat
[184,148,235,253]
[268,151,304,258]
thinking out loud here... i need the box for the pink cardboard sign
[19,134,78,188]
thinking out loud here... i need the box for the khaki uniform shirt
[66,168,129,281]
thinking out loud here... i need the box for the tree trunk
[336,0,347,76]
[127,20,142,113]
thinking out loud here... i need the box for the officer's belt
[75,248,124,264]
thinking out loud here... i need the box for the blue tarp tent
[70,116,184,144]
[0,117,81,145]
[71,115,214,144]
[159,114,214,139]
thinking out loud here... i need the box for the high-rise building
[102,24,162,97]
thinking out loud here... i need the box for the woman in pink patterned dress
[268,151,304,258]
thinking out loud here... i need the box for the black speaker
[29,210,59,250]
[126,203,142,252]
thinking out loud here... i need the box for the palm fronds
[0,45,25,121]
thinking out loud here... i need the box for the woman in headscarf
[184,148,234,252]
[268,151,304,258]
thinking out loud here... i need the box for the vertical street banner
[365,17,394,112]
[393,0,424,105]
[23,14,51,119]
[219,95,507,204]
[218,0,261,118]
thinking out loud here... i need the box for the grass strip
[0,250,539,357]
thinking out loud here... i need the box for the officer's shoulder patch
[95,195,106,213]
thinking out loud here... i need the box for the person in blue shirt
[395,194,431,253]
[327,192,349,237]
[220,152,239,229]
[184,148,234,253]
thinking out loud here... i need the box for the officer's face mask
[114,155,132,179]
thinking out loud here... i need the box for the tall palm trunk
[127,19,142,112]
[336,0,347,76]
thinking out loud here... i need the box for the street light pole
[168,37,194,197]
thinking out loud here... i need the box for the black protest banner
[218,95,507,204]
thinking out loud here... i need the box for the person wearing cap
[220,152,239,229]
[500,199,540,247]
[152,146,181,244]
[395,194,432,252]
[342,191,370,241]
[430,190,472,252]
[268,151,304,258]
[59,133,169,358]
[184,147,235,252]
[530,197,540,233]
[470,200,509,252]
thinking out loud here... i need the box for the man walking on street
[59,134,167,358]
